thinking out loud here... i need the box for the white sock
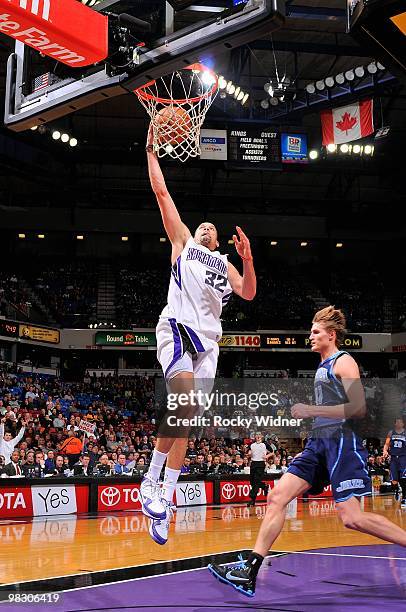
[162,467,181,503]
[147,449,168,481]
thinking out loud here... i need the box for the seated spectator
[51,454,66,476]
[191,453,208,474]
[181,457,191,474]
[137,456,146,467]
[45,450,56,473]
[1,449,23,477]
[53,413,65,429]
[73,454,94,476]
[114,453,132,475]
[96,453,113,476]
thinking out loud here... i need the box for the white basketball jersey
[160,237,232,341]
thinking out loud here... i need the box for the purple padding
[5,544,406,612]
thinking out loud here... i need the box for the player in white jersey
[140,125,257,545]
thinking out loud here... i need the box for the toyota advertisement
[220,479,275,504]
[0,484,88,518]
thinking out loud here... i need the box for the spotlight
[18,233,26,239]
[309,150,319,160]
[300,242,308,247]
[345,70,355,81]
[228,84,236,96]
[336,242,343,248]
[121,236,128,242]
[315,80,325,91]
[237,90,245,102]
[89,324,93,329]
[270,241,278,246]
[226,81,234,93]
[355,66,365,78]
[165,144,174,154]
[241,93,249,105]
[264,82,271,93]
[367,62,377,74]
[325,77,335,88]
[335,73,345,85]
[37,234,45,239]
[52,130,61,140]
[269,97,279,106]
[306,83,315,94]
[69,138,78,147]
[353,144,362,154]
[377,62,385,71]
[364,145,374,155]
[30,126,38,131]
[61,133,70,143]
[218,75,227,90]
[160,237,167,243]
[340,144,350,153]
[228,239,234,245]
[202,71,217,87]
[327,144,337,153]
[76,235,84,240]
[234,86,241,98]
[260,99,270,109]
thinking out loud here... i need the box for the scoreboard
[227,128,281,168]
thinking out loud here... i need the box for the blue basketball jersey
[313,350,349,428]
[389,430,406,457]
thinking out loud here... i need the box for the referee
[248,433,271,507]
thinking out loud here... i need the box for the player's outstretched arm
[383,433,392,459]
[146,125,191,250]
[228,226,256,301]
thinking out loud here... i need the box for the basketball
[156,106,192,145]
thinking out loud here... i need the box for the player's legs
[336,496,406,545]
[390,457,401,500]
[208,473,310,596]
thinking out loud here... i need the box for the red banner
[220,479,274,504]
[307,484,333,498]
[0,0,108,67]
[98,483,141,512]
[0,486,33,518]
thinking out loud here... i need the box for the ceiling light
[237,90,245,102]
[228,239,234,245]
[306,83,315,94]
[336,242,343,248]
[202,71,217,87]
[270,241,278,246]
[37,234,45,239]
[121,236,129,242]
[353,144,361,154]
[18,233,26,239]
[76,235,84,240]
[335,73,345,85]
[264,82,271,93]
[234,86,241,98]
[327,143,337,153]
[367,62,377,74]
[354,66,365,78]
[340,144,350,153]
[325,76,335,88]
[30,126,38,131]
[364,145,374,155]
[260,99,269,109]
[309,150,318,160]
[226,80,234,93]
[228,84,236,95]
[345,70,355,81]
[61,133,70,143]
[376,62,385,70]
[241,93,249,105]
[160,237,167,243]
[52,130,61,140]
[69,138,78,147]
[218,75,227,90]
[315,80,325,91]
[300,242,308,247]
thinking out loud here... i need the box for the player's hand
[382,450,389,459]
[233,226,253,261]
[291,403,311,418]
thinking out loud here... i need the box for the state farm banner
[321,99,374,145]
[175,481,213,507]
[220,479,274,504]
[31,485,77,516]
[0,0,108,67]
[98,483,141,512]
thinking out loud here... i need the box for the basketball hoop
[134,63,218,162]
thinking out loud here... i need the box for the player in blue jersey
[383,418,406,508]
[208,306,406,597]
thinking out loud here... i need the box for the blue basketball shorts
[390,455,406,481]
[288,425,372,502]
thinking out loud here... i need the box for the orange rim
[134,63,218,105]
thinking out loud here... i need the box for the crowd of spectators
[0,362,393,484]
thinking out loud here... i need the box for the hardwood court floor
[0,496,404,585]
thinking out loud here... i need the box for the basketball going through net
[134,64,218,162]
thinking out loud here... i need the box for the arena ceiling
[0,0,405,229]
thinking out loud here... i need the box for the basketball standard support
[4,0,285,131]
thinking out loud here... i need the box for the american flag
[32,72,57,93]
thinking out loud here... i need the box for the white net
[134,64,218,162]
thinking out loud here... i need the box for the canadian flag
[321,99,374,145]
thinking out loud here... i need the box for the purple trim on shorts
[183,324,205,353]
[164,319,183,379]
[171,256,182,290]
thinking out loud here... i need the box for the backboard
[3,0,285,131]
